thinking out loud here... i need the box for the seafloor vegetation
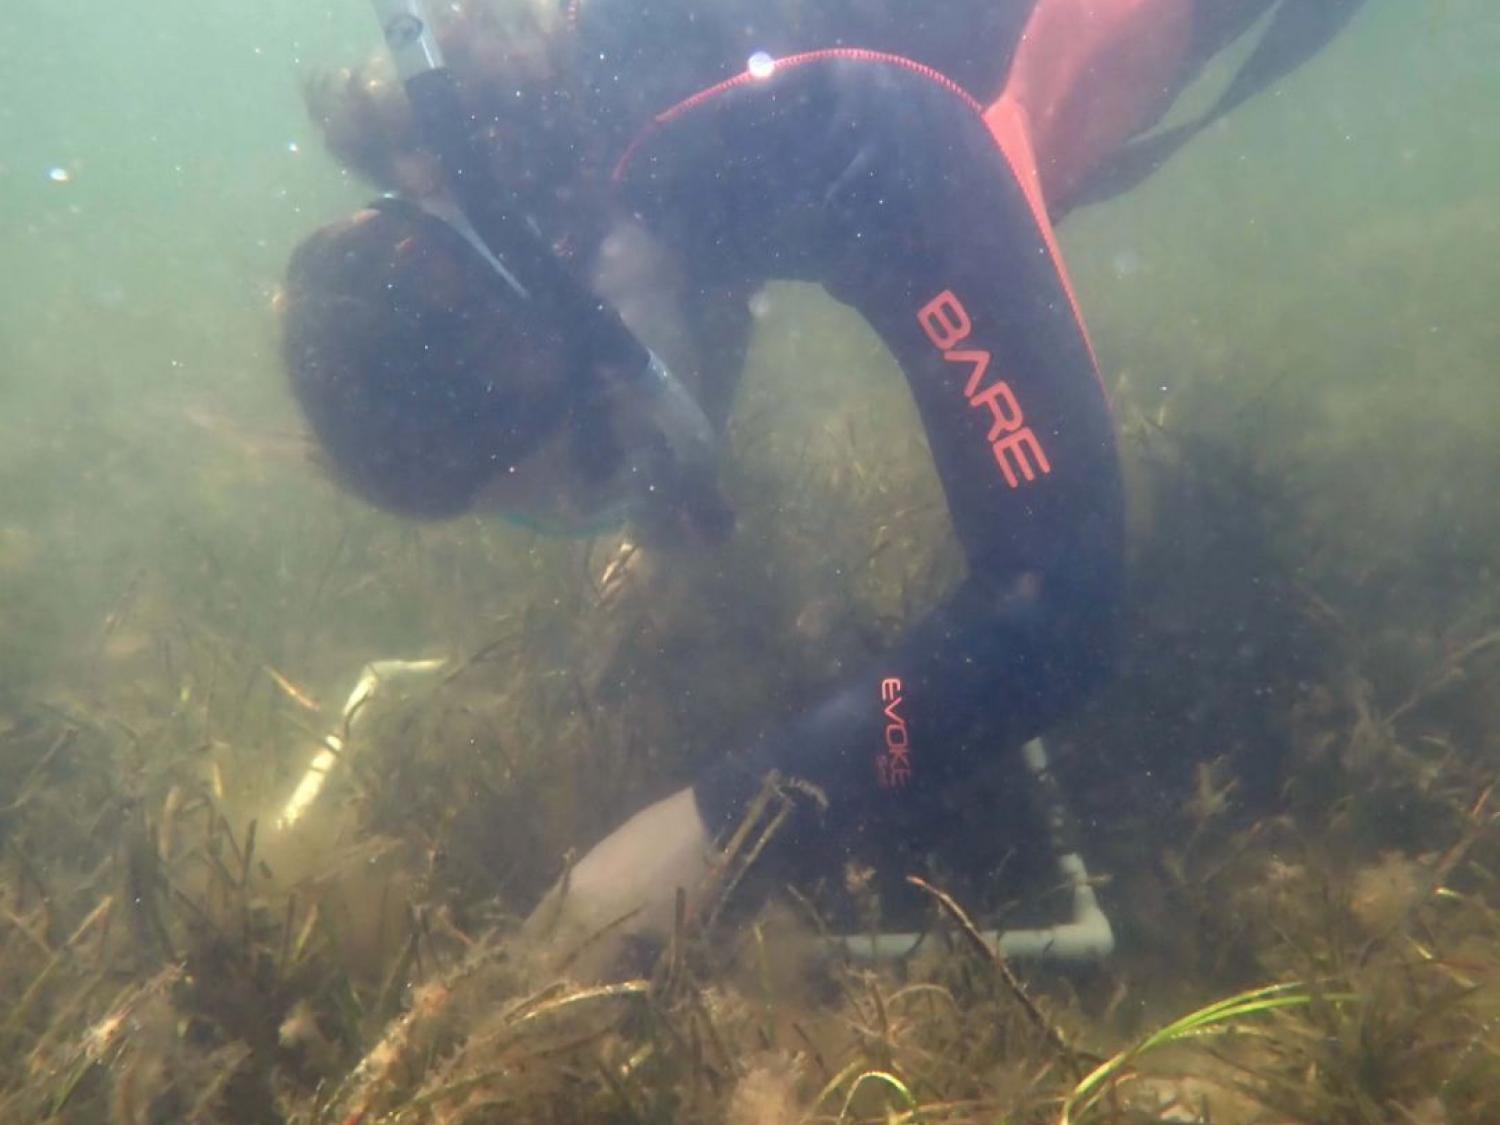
[2,316,1497,1123]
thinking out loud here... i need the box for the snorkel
[369,0,730,544]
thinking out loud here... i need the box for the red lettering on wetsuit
[876,676,912,789]
[917,290,1052,488]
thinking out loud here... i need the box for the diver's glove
[522,786,714,979]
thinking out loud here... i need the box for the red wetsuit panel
[987,0,1196,215]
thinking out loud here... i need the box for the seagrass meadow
[2,1,1499,1122]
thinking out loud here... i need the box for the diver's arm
[680,279,756,434]
[616,53,1124,853]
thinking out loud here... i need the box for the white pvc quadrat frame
[828,737,1114,966]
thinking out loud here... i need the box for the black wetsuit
[579,0,1366,857]
[614,52,1121,855]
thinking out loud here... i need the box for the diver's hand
[524,786,714,978]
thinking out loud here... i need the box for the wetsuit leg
[1204,0,1367,123]
[1072,0,1369,209]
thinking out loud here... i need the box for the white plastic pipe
[275,658,447,831]
[829,738,1115,965]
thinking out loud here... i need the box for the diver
[279,0,1368,966]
